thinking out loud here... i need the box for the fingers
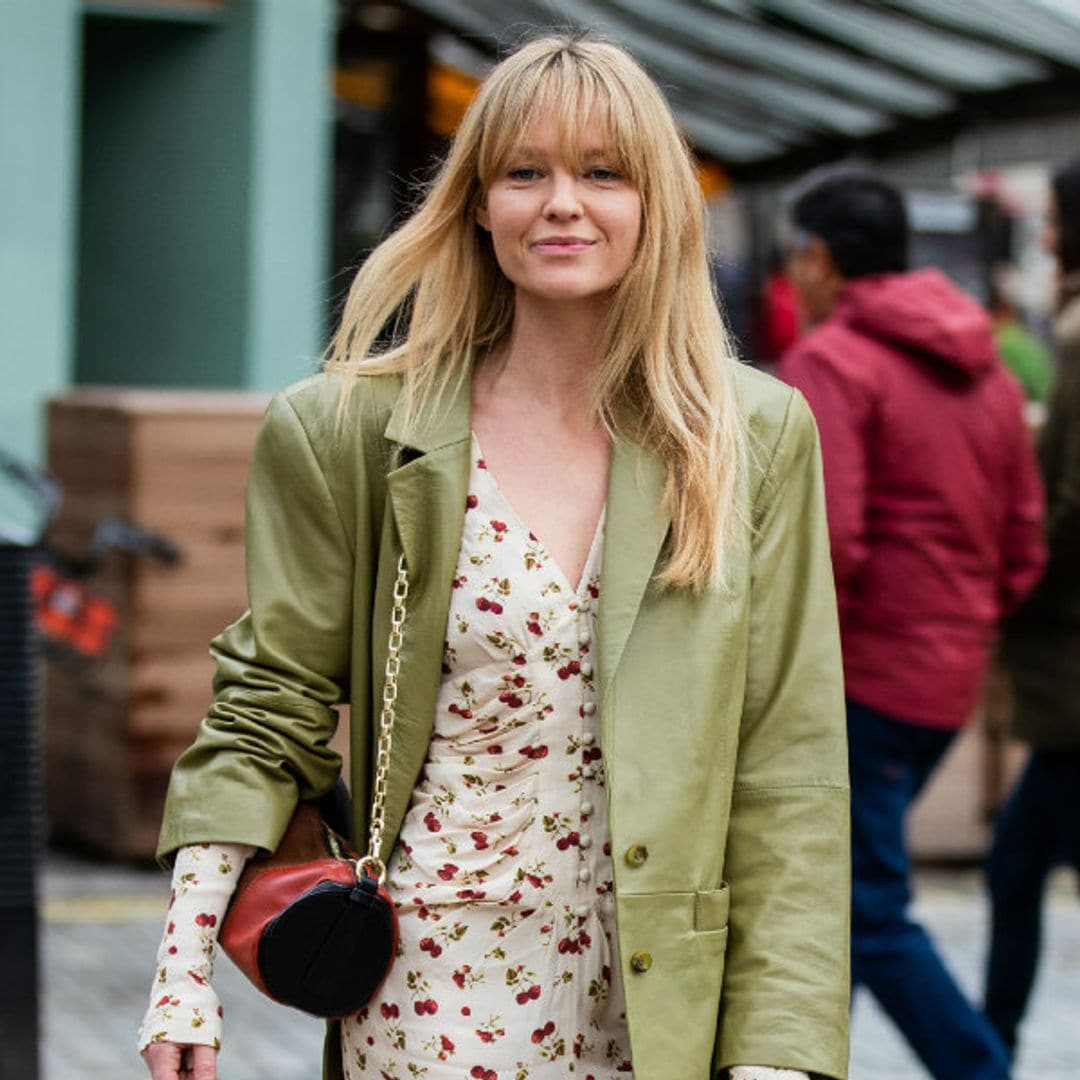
[141,1041,217,1080]
[190,1043,219,1080]
[142,1041,180,1079]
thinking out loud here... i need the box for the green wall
[77,0,334,390]
[0,0,333,484]
[0,0,80,480]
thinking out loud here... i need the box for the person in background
[985,157,1080,1062]
[779,165,1046,1080]
[990,279,1053,404]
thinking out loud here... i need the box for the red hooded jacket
[781,269,1045,729]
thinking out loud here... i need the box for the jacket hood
[837,269,997,381]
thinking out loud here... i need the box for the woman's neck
[477,295,607,424]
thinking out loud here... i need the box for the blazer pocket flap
[694,884,729,932]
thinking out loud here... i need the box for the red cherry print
[460,709,473,719]
[167,921,175,935]
[461,1006,471,1015]
[156,995,170,1007]
[193,912,216,928]
[436,863,458,881]
[187,970,207,986]
[423,811,442,833]
[466,494,478,509]
[471,831,489,850]
[419,937,435,953]
[568,660,581,675]
[532,1028,545,1043]
[556,837,569,851]
[544,1021,555,1036]
[489,602,504,615]
[477,1031,493,1043]
[167,945,178,955]
[568,831,580,845]
[515,991,530,1005]
[476,597,491,612]
[414,1001,426,1016]
[217,1005,223,1018]
[441,1035,455,1053]
[491,520,507,533]
[425,998,439,1014]
[557,666,571,680]
[513,653,526,665]
[528,984,541,1000]
[526,620,542,637]
[486,744,502,755]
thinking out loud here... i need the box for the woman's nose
[544,172,582,219]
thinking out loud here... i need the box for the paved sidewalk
[40,853,1079,1078]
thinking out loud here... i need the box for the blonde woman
[139,36,849,1080]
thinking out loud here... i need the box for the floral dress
[342,438,629,1079]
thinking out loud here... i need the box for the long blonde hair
[326,35,745,592]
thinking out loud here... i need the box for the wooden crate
[43,388,271,860]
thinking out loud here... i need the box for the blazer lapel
[597,432,671,696]
[377,376,472,860]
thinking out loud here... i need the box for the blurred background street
[6,1,1080,1077]
[43,853,1079,1079]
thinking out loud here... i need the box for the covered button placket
[573,588,608,911]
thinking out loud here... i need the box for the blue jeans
[848,699,1011,1079]
[985,748,1080,1056]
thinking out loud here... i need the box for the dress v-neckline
[470,433,605,596]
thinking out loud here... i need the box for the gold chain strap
[358,554,409,886]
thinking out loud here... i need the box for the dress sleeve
[717,389,850,1079]
[137,842,254,1052]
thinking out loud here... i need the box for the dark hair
[787,165,909,279]
[1052,158,1080,277]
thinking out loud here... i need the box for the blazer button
[624,844,649,868]
[630,951,653,973]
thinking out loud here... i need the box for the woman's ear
[476,203,491,232]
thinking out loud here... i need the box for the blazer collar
[383,371,471,453]
[598,432,670,695]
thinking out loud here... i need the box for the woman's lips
[531,237,596,254]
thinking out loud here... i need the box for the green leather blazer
[159,361,851,1079]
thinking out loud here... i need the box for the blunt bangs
[474,41,651,195]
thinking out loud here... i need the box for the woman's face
[477,112,642,309]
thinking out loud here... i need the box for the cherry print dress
[342,438,629,1079]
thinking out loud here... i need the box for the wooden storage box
[43,388,270,860]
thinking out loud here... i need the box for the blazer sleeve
[157,390,356,861]
[717,389,851,1080]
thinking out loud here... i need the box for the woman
[139,36,849,1080]
[986,157,1080,1061]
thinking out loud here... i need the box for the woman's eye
[508,167,539,181]
[588,167,620,182]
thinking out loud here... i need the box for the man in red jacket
[779,167,1045,1080]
